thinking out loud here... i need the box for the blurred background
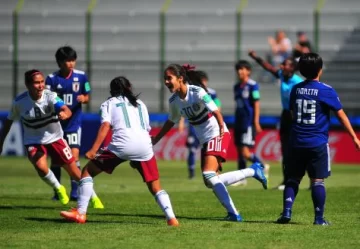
[1,0,359,115]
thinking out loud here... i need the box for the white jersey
[168,84,228,144]
[100,96,153,161]
[7,90,64,145]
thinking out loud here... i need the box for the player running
[152,64,268,222]
[0,69,103,207]
[60,76,179,226]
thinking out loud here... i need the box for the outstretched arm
[152,120,175,145]
[0,119,13,155]
[86,122,111,159]
[212,110,225,138]
[335,109,360,150]
[248,50,279,78]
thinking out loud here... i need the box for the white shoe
[231,179,247,187]
[277,184,285,191]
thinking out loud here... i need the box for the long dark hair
[164,63,208,92]
[24,69,43,85]
[110,76,139,107]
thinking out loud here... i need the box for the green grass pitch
[0,157,359,249]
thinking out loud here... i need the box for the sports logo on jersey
[56,84,63,89]
[74,77,79,81]
[192,103,200,112]
[72,82,80,92]
[242,86,249,98]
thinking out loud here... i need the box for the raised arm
[248,50,279,78]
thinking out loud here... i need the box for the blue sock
[311,181,326,220]
[237,157,246,170]
[51,165,61,183]
[187,149,196,177]
[249,153,264,165]
[70,161,81,195]
[283,179,300,210]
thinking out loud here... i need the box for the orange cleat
[60,208,87,224]
[167,218,179,227]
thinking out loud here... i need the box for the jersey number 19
[295,99,316,124]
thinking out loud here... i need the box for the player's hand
[248,50,257,58]
[353,137,360,150]
[255,123,263,133]
[219,125,224,139]
[85,149,97,160]
[58,111,68,120]
[77,95,86,103]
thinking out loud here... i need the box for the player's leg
[26,144,69,205]
[277,110,292,190]
[186,127,199,179]
[65,129,82,200]
[242,126,265,166]
[131,157,178,226]
[201,133,242,221]
[277,147,306,224]
[60,148,121,223]
[308,144,331,225]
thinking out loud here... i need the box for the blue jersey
[278,70,303,110]
[45,69,91,132]
[233,79,260,130]
[289,80,342,148]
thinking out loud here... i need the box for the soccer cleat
[60,208,86,223]
[167,218,179,226]
[91,196,104,209]
[224,212,243,222]
[250,163,268,189]
[313,218,331,226]
[277,208,292,224]
[56,185,69,205]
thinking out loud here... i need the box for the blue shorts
[234,126,255,147]
[63,128,82,149]
[286,143,331,179]
[186,126,200,149]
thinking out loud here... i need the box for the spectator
[268,30,292,66]
[293,31,313,60]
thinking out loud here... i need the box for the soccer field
[0,157,359,249]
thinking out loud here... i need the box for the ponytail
[182,64,208,92]
[109,76,139,107]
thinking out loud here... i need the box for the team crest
[192,103,200,112]
[72,82,80,92]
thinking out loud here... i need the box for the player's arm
[53,94,72,120]
[86,122,111,159]
[252,84,262,132]
[152,120,175,145]
[335,110,360,150]
[178,117,186,133]
[78,77,91,103]
[201,90,224,138]
[248,50,279,78]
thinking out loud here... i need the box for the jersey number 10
[295,99,316,124]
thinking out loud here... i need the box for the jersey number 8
[295,99,316,124]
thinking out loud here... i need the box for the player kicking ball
[276,53,360,225]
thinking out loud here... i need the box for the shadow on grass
[96,212,221,221]
[0,205,58,210]
[25,217,155,225]
[244,220,303,225]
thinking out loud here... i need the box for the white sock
[218,168,255,186]
[155,190,176,220]
[203,171,238,215]
[41,170,61,189]
[77,177,93,214]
